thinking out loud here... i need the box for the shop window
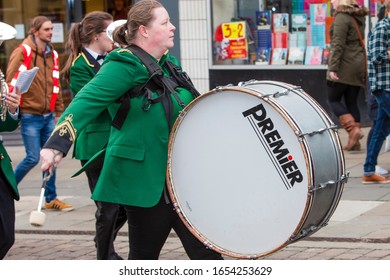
[211,0,372,67]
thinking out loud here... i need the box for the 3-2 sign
[222,21,246,40]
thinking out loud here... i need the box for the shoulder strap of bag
[112,45,199,130]
[352,17,367,83]
[112,45,177,130]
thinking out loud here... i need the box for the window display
[211,0,373,67]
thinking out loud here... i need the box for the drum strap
[111,45,200,130]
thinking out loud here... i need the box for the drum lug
[341,172,349,184]
[238,79,257,87]
[216,84,233,92]
[178,110,186,119]
[290,225,318,242]
[172,203,181,213]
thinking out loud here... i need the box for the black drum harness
[111,45,200,131]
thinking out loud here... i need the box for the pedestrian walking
[326,0,368,151]
[6,16,73,211]
[362,0,390,184]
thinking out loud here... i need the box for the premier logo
[242,103,303,189]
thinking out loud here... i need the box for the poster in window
[311,4,327,25]
[220,21,248,60]
[305,46,323,65]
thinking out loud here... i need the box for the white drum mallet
[29,170,52,227]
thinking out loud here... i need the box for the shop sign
[221,21,248,59]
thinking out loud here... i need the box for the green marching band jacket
[44,48,195,208]
[0,111,20,200]
[70,49,111,160]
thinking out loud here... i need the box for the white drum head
[167,88,311,258]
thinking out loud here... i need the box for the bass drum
[167,80,347,259]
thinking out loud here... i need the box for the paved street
[3,126,390,260]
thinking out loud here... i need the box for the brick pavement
[5,234,390,260]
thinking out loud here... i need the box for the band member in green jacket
[0,86,21,259]
[61,11,127,260]
[40,0,223,260]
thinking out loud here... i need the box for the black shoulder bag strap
[111,45,199,130]
[164,60,201,98]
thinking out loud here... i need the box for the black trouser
[125,191,224,260]
[327,81,361,121]
[81,160,127,260]
[0,171,15,259]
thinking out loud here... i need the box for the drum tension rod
[298,124,338,138]
[262,86,302,98]
[310,172,349,192]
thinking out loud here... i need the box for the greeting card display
[255,47,271,65]
[271,48,287,65]
[256,11,272,29]
[273,13,289,33]
[288,47,305,65]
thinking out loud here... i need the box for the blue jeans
[14,113,57,202]
[364,90,390,176]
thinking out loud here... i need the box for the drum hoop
[166,86,318,258]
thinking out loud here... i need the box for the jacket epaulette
[71,53,83,67]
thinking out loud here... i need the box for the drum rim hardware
[310,172,349,193]
[297,124,339,138]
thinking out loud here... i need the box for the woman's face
[96,20,114,53]
[145,7,176,53]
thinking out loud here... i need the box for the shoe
[44,198,74,211]
[350,140,361,151]
[362,173,390,184]
[110,252,123,260]
[375,166,389,176]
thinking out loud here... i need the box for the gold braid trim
[51,114,77,142]
[118,49,131,54]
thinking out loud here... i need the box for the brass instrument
[0,22,17,121]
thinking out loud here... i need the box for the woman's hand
[6,86,21,114]
[329,71,339,81]
[40,148,63,173]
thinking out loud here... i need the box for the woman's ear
[138,25,148,38]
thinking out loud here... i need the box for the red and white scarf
[9,44,59,111]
